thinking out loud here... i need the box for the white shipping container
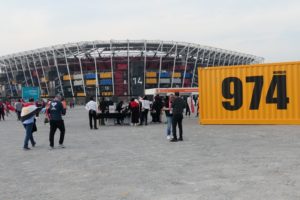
[172,78,182,84]
[74,80,83,86]
[73,74,83,80]
[160,78,171,84]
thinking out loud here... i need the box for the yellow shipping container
[86,80,96,85]
[172,72,181,78]
[146,72,157,77]
[101,92,113,96]
[100,72,112,78]
[198,61,300,124]
[41,77,48,82]
[146,78,157,84]
[63,75,73,81]
[77,92,86,97]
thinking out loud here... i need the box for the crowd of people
[85,93,197,142]
[1,92,198,150]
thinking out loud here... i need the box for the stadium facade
[0,40,263,98]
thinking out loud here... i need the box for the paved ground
[1,106,300,200]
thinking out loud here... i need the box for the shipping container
[99,79,112,85]
[198,61,300,124]
[159,72,170,78]
[146,72,157,77]
[146,78,157,84]
[63,75,73,81]
[101,92,113,96]
[160,78,171,84]
[41,77,48,82]
[74,80,83,86]
[100,72,112,78]
[86,80,96,85]
[77,92,86,97]
[172,78,182,84]
[85,73,97,79]
[182,72,192,78]
[73,74,83,80]
[172,72,181,78]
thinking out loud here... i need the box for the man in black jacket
[170,92,185,142]
[48,94,66,149]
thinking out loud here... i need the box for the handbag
[44,117,49,124]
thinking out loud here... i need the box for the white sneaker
[167,136,171,140]
[49,146,54,150]
[58,144,65,148]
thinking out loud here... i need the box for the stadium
[0,40,263,98]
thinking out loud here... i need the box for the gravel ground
[1,106,300,200]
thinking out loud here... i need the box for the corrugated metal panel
[198,61,300,124]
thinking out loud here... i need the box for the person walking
[21,98,38,150]
[15,99,23,120]
[170,92,185,142]
[85,96,98,130]
[47,94,66,149]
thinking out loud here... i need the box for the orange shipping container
[198,61,300,124]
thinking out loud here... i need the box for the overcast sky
[0,0,299,62]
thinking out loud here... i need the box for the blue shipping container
[182,72,192,78]
[85,73,97,79]
[100,79,112,85]
[159,72,170,78]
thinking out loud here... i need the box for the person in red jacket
[129,98,139,126]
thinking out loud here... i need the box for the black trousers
[49,120,65,147]
[89,110,97,129]
[140,109,149,125]
[0,111,4,120]
[16,111,21,120]
[172,114,183,139]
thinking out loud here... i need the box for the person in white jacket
[85,97,98,130]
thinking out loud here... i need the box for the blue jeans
[23,123,35,148]
[166,116,173,136]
